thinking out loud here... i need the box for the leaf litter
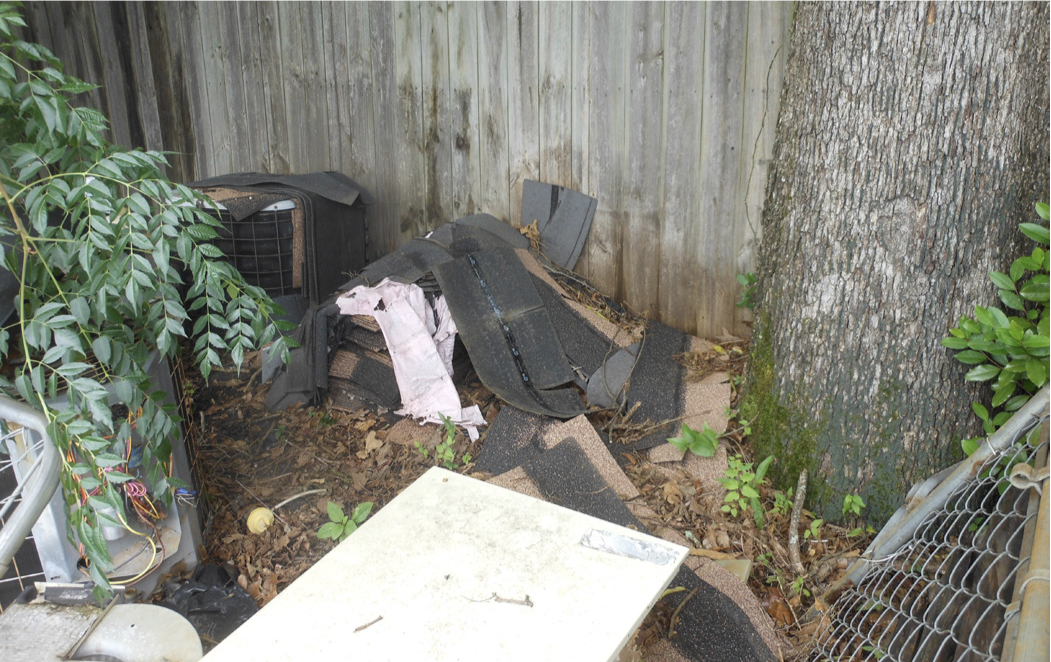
[177,343,871,659]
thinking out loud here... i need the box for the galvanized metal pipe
[1009,419,1049,662]
[0,396,61,579]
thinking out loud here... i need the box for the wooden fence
[22,1,791,337]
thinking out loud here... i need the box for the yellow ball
[247,507,274,534]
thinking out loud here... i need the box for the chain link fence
[807,389,1049,662]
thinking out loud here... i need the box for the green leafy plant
[944,203,1049,453]
[0,4,291,598]
[416,414,469,469]
[667,422,719,457]
[736,272,757,309]
[719,455,773,527]
[436,413,458,468]
[791,574,811,598]
[842,494,865,518]
[317,500,373,543]
[803,519,823,541]
[771,488,794,517]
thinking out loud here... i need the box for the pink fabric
[336,279,486,440]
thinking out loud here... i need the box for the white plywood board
[203,467,687,662]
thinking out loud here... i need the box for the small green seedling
[436,414,458,469]
[791,574,811,598]
[318,500,373,543]
[736,272,757,309]
[667,423,719,457]
[719,455,774,527]
[772,488,794,517]
[803,519,823,541]
[842,494,866,518]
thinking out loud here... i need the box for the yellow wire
[105,507,160,587]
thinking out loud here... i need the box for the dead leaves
[356,431,384,459]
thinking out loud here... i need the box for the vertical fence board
[197,2,234,174]
[20,0,790,337]
[420,2,454,229]
[392,1,427,242]
[218,2,252,171]
[338,4,379,194]
[695,3,747,336]
[175,2,214,178]
[278,3,308,173]
[235,3,268,172]
[582,2,629,300]
[657,2,705,332]
[123,3,164,152]
[447,2,481,219]
[366,2,399,256]
[255,1,290,173]
[302,3,332,171]
[506,1,540,224]
[733,2,790,332]
[537,2,573,189]
[621,2,665,318]
[142,1,195,181]
[476,2,510,222]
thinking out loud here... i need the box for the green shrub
[943,202,1049,454]
[0,3,292,597]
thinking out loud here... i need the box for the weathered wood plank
[176,2,215,178]
[278,2,309,173]
[196,2,234,174]
[475,1,510,222]
[621,2,664,318]
[337,3,379,189]
[256,1,290,173]
[143,1,196,181]
[570,3,591,195]
[214,1,251,172]
[447,1,481,219]
[392,1,427,243]
[580,2,629,300]
[506,1,540,223]
[315,0,340,171]
[234,2,269,173]
[122,2,164,153]
[657,2,705,332]
[420,1,454,229]
[290,2,331,172]
[695,2,747,337]
[537,2,573,188]
[367,2,400,256]
[732,2,790,334]
[569,2,593,274]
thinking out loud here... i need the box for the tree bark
[747,2,1049,524]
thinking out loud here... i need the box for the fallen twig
[354,615,383,632]
[466,591,534,607]
[789,469,808,576]
[668,587,699,639]
[273,488,327,511]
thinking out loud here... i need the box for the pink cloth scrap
[336,279,486,440]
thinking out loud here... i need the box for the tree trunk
[747,2,1049,524]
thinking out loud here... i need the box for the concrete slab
[203,468,688,662]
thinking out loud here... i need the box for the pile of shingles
[265,181,782,660]
[327,313,401,411]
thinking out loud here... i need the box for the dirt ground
[183,341,871,659]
